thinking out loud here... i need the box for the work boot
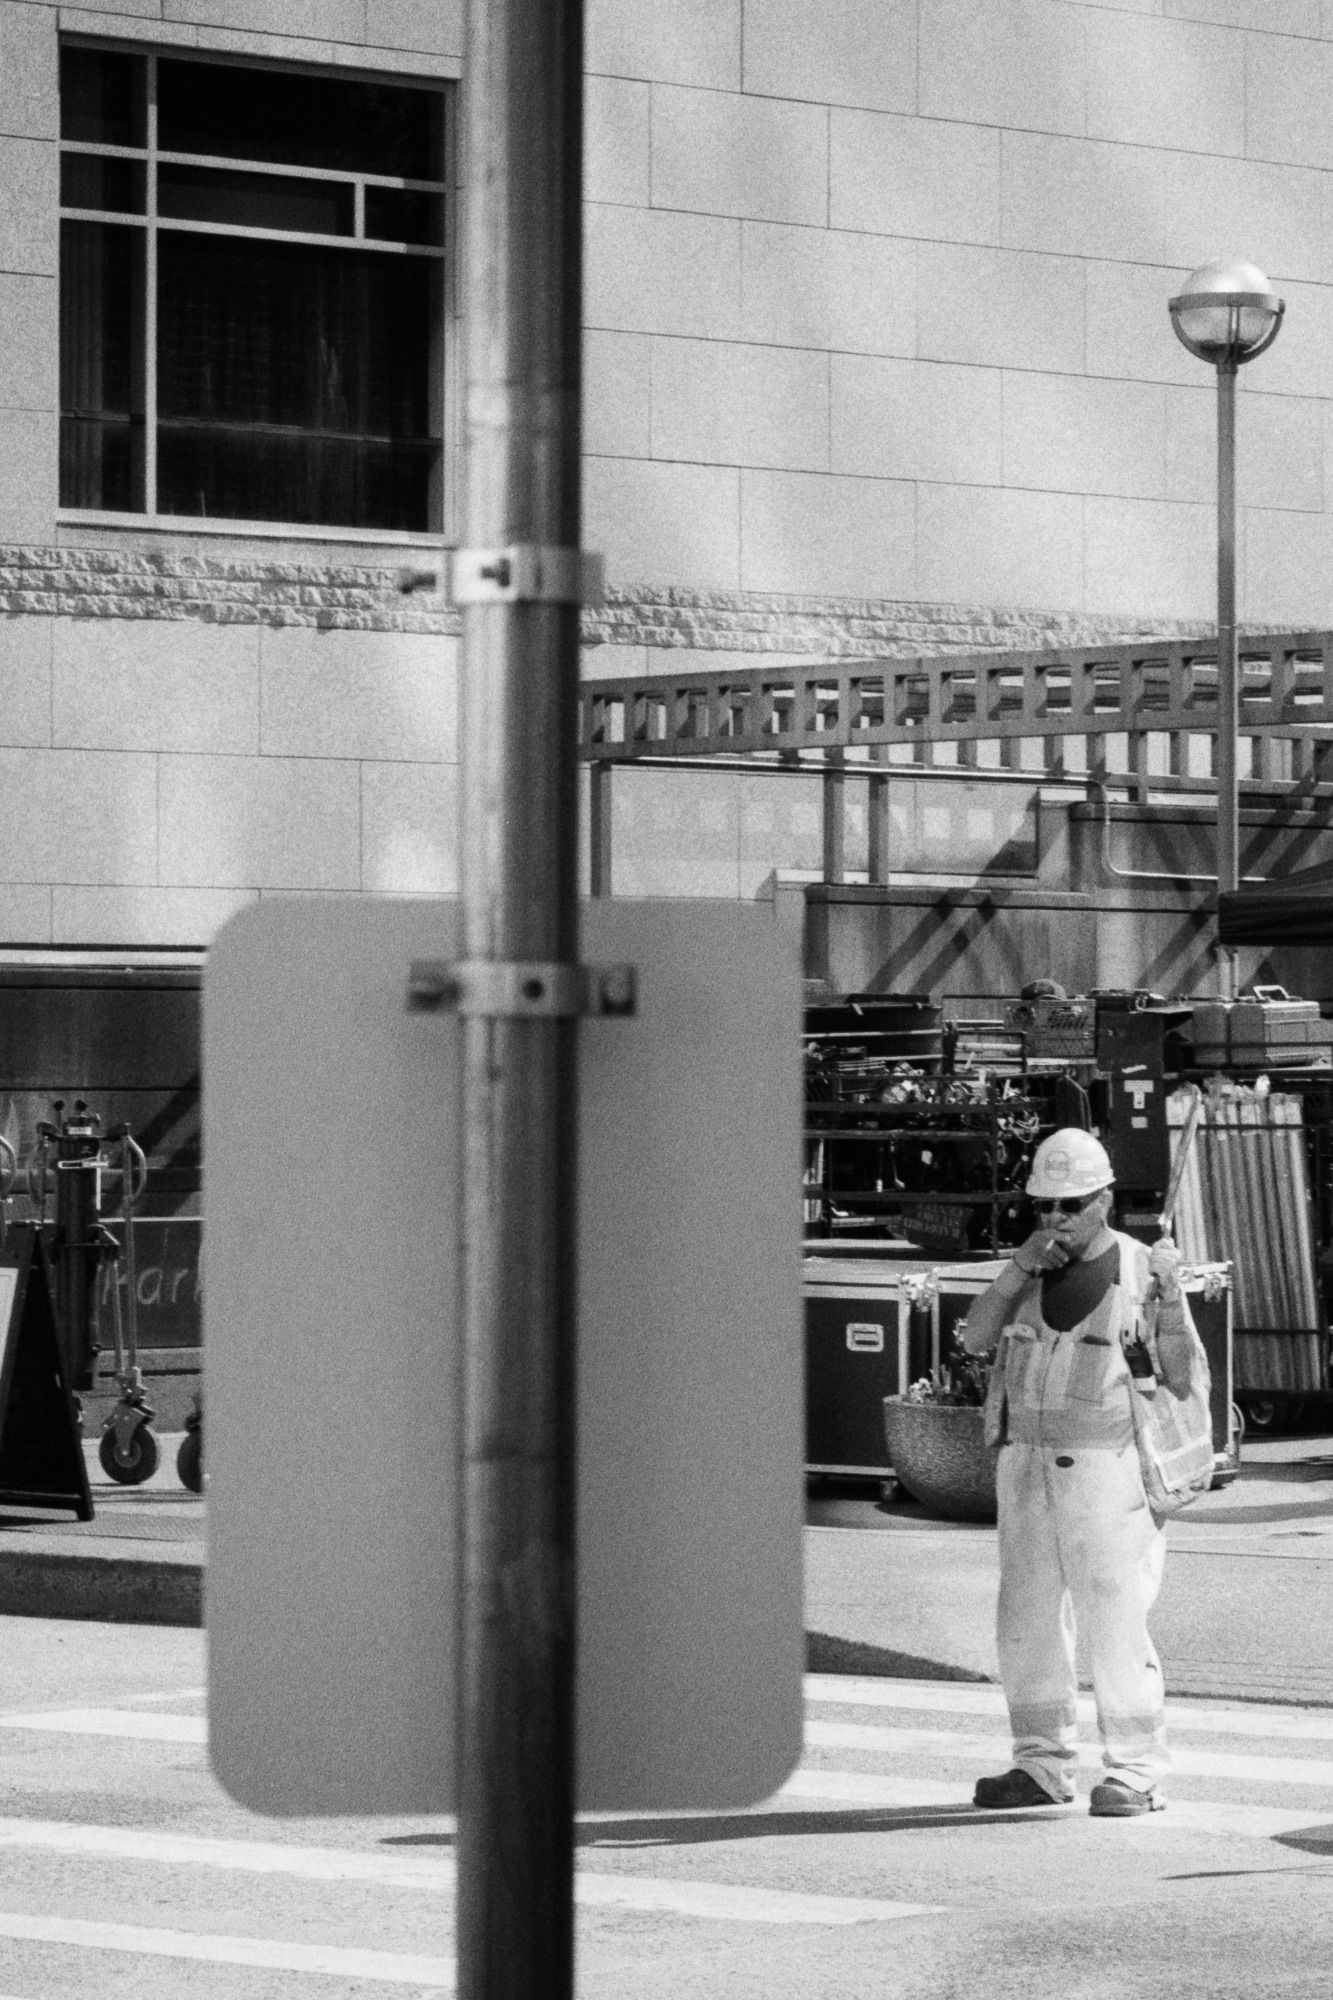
[1089,1777,1164,1817]
[973,1768,1066,1809]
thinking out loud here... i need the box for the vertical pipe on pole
[589,758,612,898]
[867,757,890,887]
[1216,358,1238,1000]
[456,2,582,1996]
[822,759,846,885]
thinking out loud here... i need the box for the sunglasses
[1036,1193,1100,1215]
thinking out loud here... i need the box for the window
[59,45,448,534]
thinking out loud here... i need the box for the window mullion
[58,139,147,161]
[154,148,443,194]
[60,42,448,533]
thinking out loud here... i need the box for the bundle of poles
[1167,1082,1323,1389]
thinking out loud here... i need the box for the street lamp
[1168,259,1284,998]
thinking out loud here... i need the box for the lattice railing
[580,630,1333,795]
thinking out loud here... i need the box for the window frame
[58,36,458,546]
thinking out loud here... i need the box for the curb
[0,1550,202,1627]
[0,1573,986,1658]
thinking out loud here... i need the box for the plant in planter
[883,1340,997,1522]
[904,1346,990,1408]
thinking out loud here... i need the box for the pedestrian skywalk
[4,1673,1333,1990]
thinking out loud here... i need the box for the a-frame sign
[0,1226,92,1520]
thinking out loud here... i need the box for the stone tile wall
[583,0,1333,630]
[0,0,1330,944]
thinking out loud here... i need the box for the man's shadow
[381,1801,1073,1852]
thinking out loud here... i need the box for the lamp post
[1168,260,1284,998]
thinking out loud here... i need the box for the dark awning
[1217,858,1333,946]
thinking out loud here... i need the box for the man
[961,1128,1206,1818]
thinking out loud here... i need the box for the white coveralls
[983,1232,1170,1802]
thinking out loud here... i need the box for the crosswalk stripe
[0,1818,928,1927]
[0,1709,205,1743]
[14,1689,1333,1886]
[0,1913,455,1987]
[572,1876,939,1925]
[806,1674,1333,1745]
[1124,1800,1333,1841]
[782,1770,1017,1811]
[120,1687,207,1706]
[13,1696,1333,1793]
[12,1686,1331,1760]
[781,1767,1333,1842]
[806,1676,1006,1716]
[0,1819,442,1889]
[805,1717,1333,1789]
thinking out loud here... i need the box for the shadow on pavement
[1185,1499,1333,1527]
[1211,1456,1333,1486]
[574,1802,1076,1848]
[377,1802,1071,1853]
[1275,1827,1333,1854]
[1165,1864,1333,1880]
[807,1630,994,1682]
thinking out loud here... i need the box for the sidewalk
[0,1437,203,1626]
[808,1432,1333,1705]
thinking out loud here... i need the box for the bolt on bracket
[407,958,637,1019]
[396,546,605,605]
[452,544,605,606]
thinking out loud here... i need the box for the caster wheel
[99,1420,160,1486]
[177,1428,203,1494]
[1241,1397,1282,1435]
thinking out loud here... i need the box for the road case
[804,1258,942,1477]
[805,1255,1236,1481]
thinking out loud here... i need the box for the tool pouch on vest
[980,1256,1044,1450]
[983,1331,1008,1450]
[1117,1235,1214,1516]
[982,1307,1032,1451]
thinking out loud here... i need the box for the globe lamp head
[1169,259,1284,365]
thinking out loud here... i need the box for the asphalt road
[807,1431,1333,1703]
[3,1610,1333,1995]
[0,1431,1331,1994]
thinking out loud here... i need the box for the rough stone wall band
[0,544,1226,655]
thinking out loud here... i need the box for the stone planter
[882,1397,997,1523]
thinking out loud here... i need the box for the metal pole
[455,1,582,1995]
[821,759,846,886]
[867,756,890,887]
[1216,357,1238,1000]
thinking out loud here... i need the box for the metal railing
[580,630,1333,797]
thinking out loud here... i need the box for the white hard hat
[1025,1129,1114,1201]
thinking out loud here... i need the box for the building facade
[2,0,1332,947]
